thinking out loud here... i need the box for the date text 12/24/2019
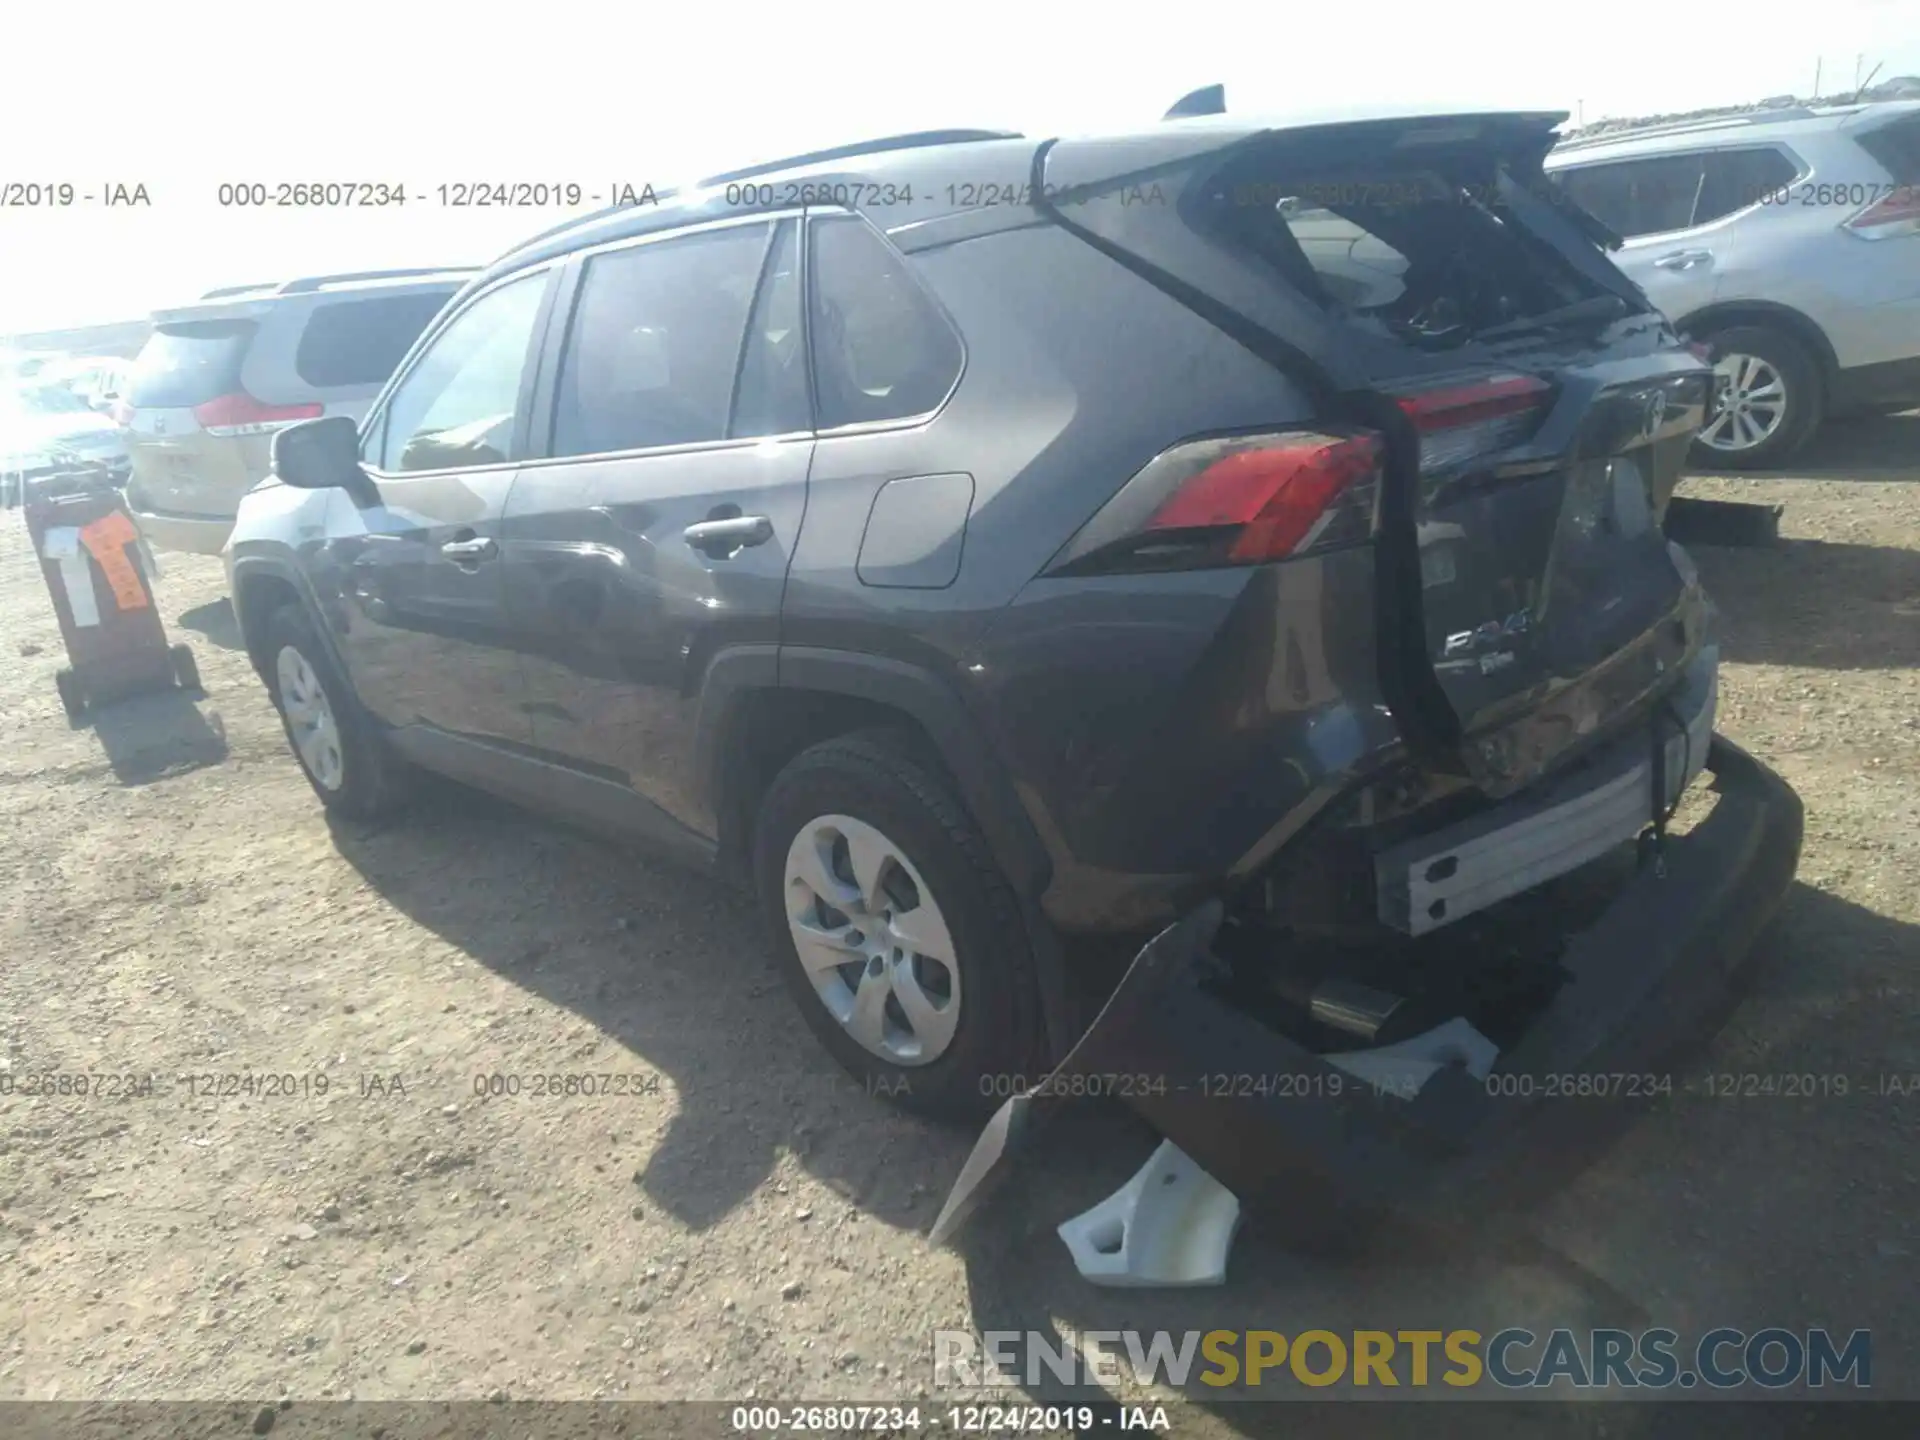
[971,1070,1920,1103]
[0,1070,667,1101]
[213,182,663,208]
[729,1404,1171,1434]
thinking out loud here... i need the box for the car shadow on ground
[326,780,975,1234]
[1692,410,1920,484]
[318,741,1920,1406]
[176,596,244,651]
[1690,535,1920,670]
[76,686,230,784]
[949,878,1920,1431]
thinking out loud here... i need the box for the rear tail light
[1048,430,1384,575]
[192,392,323,438]
[1843,188,1920,240]
[1395,373,1552,471]
[1048,374,1552,577]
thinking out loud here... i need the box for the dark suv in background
[225,111,1801,1178]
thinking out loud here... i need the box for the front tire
[753,730,1046,1121]
[262,602,407,820]
[1691,324,1823,471]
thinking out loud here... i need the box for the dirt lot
[2,416,1918,1431]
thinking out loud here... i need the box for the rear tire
[753,729,1046,1121]
[1690,324,1823,471]
[262,602,408,820]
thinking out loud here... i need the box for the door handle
[1653,249,1713,271]
[683,515,773,555]
[441,535,499,563]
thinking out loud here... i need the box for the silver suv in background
[1547,101,1920,468]
[119,268,474,553]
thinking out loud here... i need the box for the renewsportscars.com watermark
[935,1327,1872,1392]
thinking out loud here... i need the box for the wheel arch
[229,552,341,690]
[1673,301,1839,386]
[697,647,1050,896]
[697,645,1077,1063]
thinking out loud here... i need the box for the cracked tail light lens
[1397,373,1552,472]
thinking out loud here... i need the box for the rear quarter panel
[784,220,1399,930]
[783,221,1324,664]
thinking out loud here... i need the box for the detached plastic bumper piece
[931,735,1803,1249]
[1057,1140,1241,1288]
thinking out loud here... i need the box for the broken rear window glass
[1208,164,1612,352]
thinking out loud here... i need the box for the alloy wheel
[1700,351,1788,455]
[782,814,961,1066]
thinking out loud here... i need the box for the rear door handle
[1653,249,1713,271]
[683,515,773,555]
[441,536,499,563]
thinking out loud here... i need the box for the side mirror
[272,416,378,506]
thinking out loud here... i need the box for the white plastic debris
[1322,1016,1499,1094]
[1057,1139,1241,1288]
[1057,1018,1502,1288]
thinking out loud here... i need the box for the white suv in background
[1548,101,1920,468]
[119,268,474,554]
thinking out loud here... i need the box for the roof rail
[200,282,283,300]
[498,130,1021,262]
[277,266,479,294]
[196,268,478,303]
[1554,105,1820,150]
[696,129,1022,189]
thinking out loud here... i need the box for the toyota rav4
[226,107,1803,1237]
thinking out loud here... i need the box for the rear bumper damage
[931,734,1803,1252]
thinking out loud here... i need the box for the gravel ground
[1,414,1917,1433]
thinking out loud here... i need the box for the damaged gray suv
[226,105,1803,1239]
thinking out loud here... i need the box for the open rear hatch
[926,115,1793,1256]
[1036,111,1715,790]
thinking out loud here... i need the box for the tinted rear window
[1211,162,1606,351]
[1858,114,1920,182]
[127,322,254,407]
[294,291,454,389]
